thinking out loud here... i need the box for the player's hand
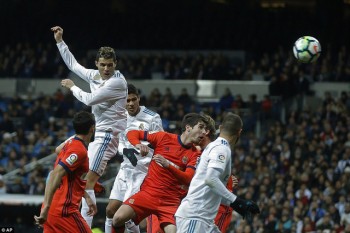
[230,197,260,222]
[34,206,49,227]
[231,175,239,189]
[152,154,170,168]
[135,144,150,157]
[84,195,97,216]
[61,79,75,89]
[123,148,139,166]
[51,26,63,43]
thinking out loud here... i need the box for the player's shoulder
[109,71,127,84]
[66,138,88,154]
[140,106,159,117]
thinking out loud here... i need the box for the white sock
[81,189,96,228]
[125,219,140,233]
[105,217,113,233]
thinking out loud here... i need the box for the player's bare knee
[112,214,124,227]
[106,203,118,218]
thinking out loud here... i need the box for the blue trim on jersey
[92,132,112,172]
[221,139,228,146]
[74,136,88,149]
[58,160,72,174]
[187,165,196,170]
[143,108,156,116]
[188,219,197,233]
[178,135,191,149]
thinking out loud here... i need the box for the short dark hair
[181,113,208,132]
[73,111,95,135]
[96,47,116,62]
[128,84,139,96]
[220,113,243,136]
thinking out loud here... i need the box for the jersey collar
[177,135,192,149]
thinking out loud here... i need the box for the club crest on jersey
[182,156,189,164]
[139,123,145,130]
[218,154,225,161]
[129,199,135,204]
[66,153,78,165]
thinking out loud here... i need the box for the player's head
[203,114,216,141]
[126,84,141,116]
[95,46,117,79]
[197,113,216,149]
[73,111,95,135]
[219,113,243,145]
[181,113,208,144]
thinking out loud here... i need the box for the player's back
[49,137,89,217]
[175,137,231,223]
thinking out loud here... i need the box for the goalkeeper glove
[230,197,260,222]
[123,148,139,167]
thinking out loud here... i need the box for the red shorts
[147,214,164,233]
[43,212,91,233]
[214,205,233,233]
[124,190,179,226]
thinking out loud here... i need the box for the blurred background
[0,0,350,232]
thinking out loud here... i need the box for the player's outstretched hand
[50,26,63,43]
[123,148,139,166]
[230,197,260,222]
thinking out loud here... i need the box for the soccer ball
[293,36,321,63]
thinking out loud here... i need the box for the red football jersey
[127,131,200,200]
[48,137,89,217]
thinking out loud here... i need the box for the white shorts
[109,165,147,201]
[88,131,119,176]
[175,217,221,233]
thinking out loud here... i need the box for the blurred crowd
[0,84,349,232]
[1,42,350,83]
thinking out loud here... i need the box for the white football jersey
[175,137,232,224]
[118,106,163,172]
[57,41,127,134]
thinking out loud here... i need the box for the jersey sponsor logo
[139,123,145,130]
[218,154,225,161]
[182,156,189,164]
[66,153,78,165]
[128,199,135,204]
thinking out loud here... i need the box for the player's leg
[112,204,137,229]
[82,131,118,228]
[147,215,164,233]
[123,169,148,233]
[105,168,127,233]
[162,224,176,233]
[113,191,154,231]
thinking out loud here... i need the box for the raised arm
[51,26,94,82]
